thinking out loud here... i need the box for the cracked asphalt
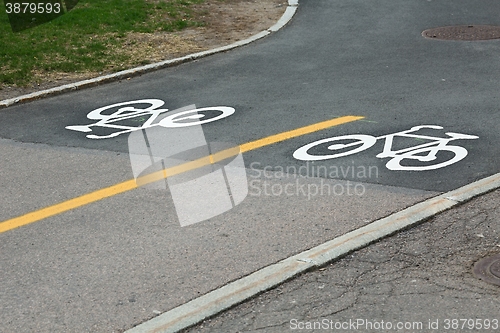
[185,189,500,333]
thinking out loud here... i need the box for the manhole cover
[422,25,500,40]
[473,254,500,286]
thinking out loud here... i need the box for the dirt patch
[0,0,287,101]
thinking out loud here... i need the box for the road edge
[124,172,500,333]
[0,0,299,109]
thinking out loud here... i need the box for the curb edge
[0,0,299,109]
[125,172,500,333]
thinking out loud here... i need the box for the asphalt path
[1,0,500,332]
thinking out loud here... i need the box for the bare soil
[0,0,286,101]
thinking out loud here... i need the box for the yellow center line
[0,115,363,234]
[239,116,362,153]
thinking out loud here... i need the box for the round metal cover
[473,254,500,287]
[422,25,500,40]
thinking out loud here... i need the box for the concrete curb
[124,172,500,333]
[0,0,299,110]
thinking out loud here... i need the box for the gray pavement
[185,189,500,333]
[0,139,437,332]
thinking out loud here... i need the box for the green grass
[0,0,206,86]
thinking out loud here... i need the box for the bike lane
[0,0,499,191]
[1,0,500,332]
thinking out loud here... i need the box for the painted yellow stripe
[0,115,363,234]
[240,116,363,153]
[211,146,241,163]
[0,180,138,233]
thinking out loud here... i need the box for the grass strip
[0,0,207,87]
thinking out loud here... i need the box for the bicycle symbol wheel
[293,135,377,161]
[159,106,235,128]
[385,145,469,171]
[86,99,167,120]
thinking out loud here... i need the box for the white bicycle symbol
[293,125,479,171]
[65,99,235,139]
